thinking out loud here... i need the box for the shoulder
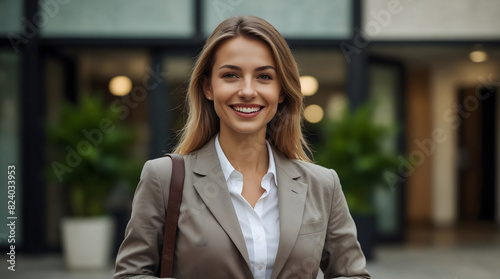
[146,153,195,169]
[144,156,172,172]
[143,152,198,180]
[140,153,192,181]
[286,158,339,184]
[297,160,337,177]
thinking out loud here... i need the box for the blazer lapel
[271,147,308,279]
[191,137,252,270]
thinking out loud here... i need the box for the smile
[231,106,263,114]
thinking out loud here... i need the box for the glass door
[368,57,405,242]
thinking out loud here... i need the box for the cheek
[266,86,283,106]
[213,100,226,115]
[212,82,236,98]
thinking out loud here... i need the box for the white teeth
[233,106,262,113]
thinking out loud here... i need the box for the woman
[114,16,370,279]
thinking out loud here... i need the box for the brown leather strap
[160,154,185,278]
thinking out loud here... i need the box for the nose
[238,77,257,100]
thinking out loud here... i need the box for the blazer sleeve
[113,159,176,279]
[320,169,371,279]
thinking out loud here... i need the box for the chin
[226,125,267,137]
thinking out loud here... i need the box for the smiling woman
[114,16,370,279]
[175,16,309,161]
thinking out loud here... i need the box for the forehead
[213,37,275,67]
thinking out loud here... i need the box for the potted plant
[46,94,140,269]
[314,102,400,260]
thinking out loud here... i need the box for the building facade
[0,0,498,253]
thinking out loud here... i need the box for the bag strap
[160,154,185,278]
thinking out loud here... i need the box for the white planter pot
[61,216,115,270]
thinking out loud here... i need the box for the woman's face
[204,36,284,138]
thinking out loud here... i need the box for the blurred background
[0,0,499,278]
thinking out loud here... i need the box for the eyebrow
[218,64,276,72]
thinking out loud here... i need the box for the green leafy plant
[315,102,400,216]
[46,94,141,217]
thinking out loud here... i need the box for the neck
[218,129,269,175]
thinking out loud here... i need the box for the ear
[203,77,213,100]
[278,92,285,104]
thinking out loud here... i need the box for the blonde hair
[174,16,311,162]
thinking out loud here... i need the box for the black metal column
[148,51,171,158]
[21,0,45,253]
[194,0,203,39]
[346,0,368,109]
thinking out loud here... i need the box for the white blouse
[214,134,280,279]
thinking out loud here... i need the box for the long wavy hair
[173,16,311,162]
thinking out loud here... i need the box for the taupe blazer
[114,137,370,279]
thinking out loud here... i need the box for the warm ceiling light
[327,94,347,121]
[109,76,133,96]
[469,50,488,63]
[304,104,324,123]
[300,76,319,96]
